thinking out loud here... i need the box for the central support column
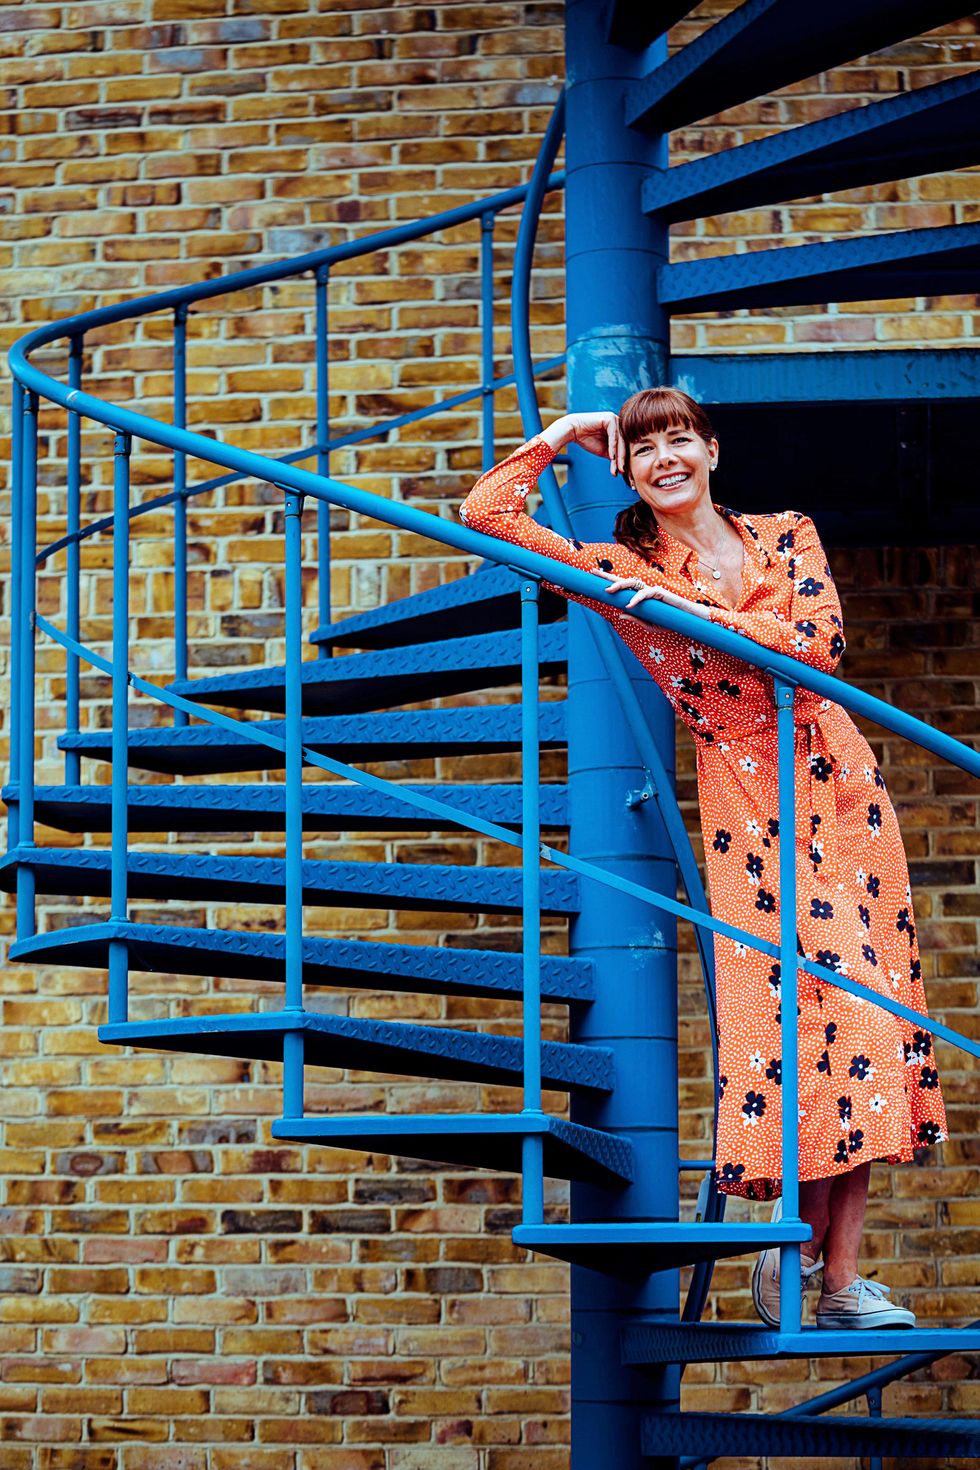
[564,6,680,1467]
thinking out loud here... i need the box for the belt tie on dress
[794,695,840,883]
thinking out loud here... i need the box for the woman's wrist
[538,417,573,452]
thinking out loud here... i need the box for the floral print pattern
[461,436,949,1199]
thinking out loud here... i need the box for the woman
[459,387,947,1330]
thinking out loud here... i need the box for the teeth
[656,473,688,488]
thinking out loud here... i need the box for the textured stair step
[641,1410,980,1459]
[58,703,568,775]
[626,0,967,133]
[312,564,566,651]
[171,625,568,715]
[0,847,579,914]
[510,1222,810,1277]
[622,1321,980,1365]
[11,923,594,1004]
[645,70,980,223]
[13,782,568,834]
[272,1113,632,1185]
[98,1012,615,1093]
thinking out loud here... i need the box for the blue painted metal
[10,922,595,1004]
[64,335,83,776]
[672,349,980,405]
[172,305,189,724]
[57,704,570,773]
[314,265,331,658]
[8,378,22,848]
[625,0,969,133]
[660,221,980,313]
[774,676,800,1334]
[16,391,38,943]
[641,1410,980,1458]
[623,1321,980,1363]
[273,1113,634,1186]
[481,212,497,473]
[97,1010,617,1094]
[512,1220,811,1275]
[108,431,131,1025]
[282,487,306,1118]
[10,781,570,833]
[645,70,980,222]
[520,578,545,1227]
[606,1,700,49]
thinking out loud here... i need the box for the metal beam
[670,348,980,402]
[626,0,971,133]
[606,0,701,50]
[644,70,980,221]
[659,220,980,311]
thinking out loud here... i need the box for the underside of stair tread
[640,1409,980,1459]
[621,1320,980,1363]
[0,847,579,914]
[312,564,567,650]
[169,624,567,715]
[511,1221,811,1276]
[58,704,568,775]
[11,923,594,1003]
[272,1112,633,1184]
[98,1011,615,1093]
[11,781,569,834]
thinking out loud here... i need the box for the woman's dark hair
[613,387,717,562]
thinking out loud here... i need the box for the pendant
[711,568,722,580]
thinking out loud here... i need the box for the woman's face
[625,423,718,519]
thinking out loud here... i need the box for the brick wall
[1,3,978,1467]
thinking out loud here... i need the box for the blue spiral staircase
[7,2,980,1463]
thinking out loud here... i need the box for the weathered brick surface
[1,4,978,1468]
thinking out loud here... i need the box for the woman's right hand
[539,412,625,475]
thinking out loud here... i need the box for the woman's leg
[820,1161,872,1293]
[798,1175,833,1267]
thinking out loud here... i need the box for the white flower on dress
[515,481,532,500]
[742,1112,761,1129]
[688,645,706,662]
[746,870,760,889]
[870,1094,886,1114]
[649,646,665,664]
[748,1050,764,1072]
[719,742,730,753]
[838,763,850,782]
[819,699,831,712]
[798,1105,807,1122]
[889,969,902,991]
[793,635,807,651]
[746,819,761,836]
[863,765,875,783]
[740,756,758,774]
[734,941,747,958]
[856,868,867,886]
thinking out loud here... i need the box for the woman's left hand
[595,570,714,622]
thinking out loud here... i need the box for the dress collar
[653,505,772,579]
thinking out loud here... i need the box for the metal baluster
[282,488,305,1119]
[173,304,189,724]
[775,674,802,1334]
[108,431,131,1025]
[65,335,83,780]
[480,211,496,473]
[520,578,544,1226]
[16,391,39,940]
[314,266,331,659]
[866,1385,883,1470]
[8,379,23,850]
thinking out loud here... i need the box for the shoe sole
[816,1311,916,1330]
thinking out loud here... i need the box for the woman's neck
[655,502,727,560]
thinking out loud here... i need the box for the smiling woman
[459,386,947,1334]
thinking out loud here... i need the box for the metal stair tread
[98,1010,615,1093]
[9,781,569,833]
[11,922,594,1003]
[621,1320,980,1363]
[169,624,568,715]
[0,847,579,914]
[511,1221,811,1276]
[312,563,567,650]
[640,1409,980,1458]
[271,1112,633,1184]
[57,703,568,775]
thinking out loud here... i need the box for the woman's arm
[709,516,846,674]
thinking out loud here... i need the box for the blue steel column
[281,489,306,1120]
[16,391,39,939]
[564,7,679,1466]
[8,379,23,850]
[314,266,332,658]
[108,431,131,1024]
[172,305,190,724]
[65,336,83,780]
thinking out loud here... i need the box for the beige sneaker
[816,1276,915,1330]
[751,1199,822,1329]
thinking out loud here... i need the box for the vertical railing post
[480,211,497,473]
[65,335,84,781]
[866,1385,883,1470]
[8,378,24,851]
[520,577,544,1226]
[108,430,131,1025]
[16,390,39,940]
[282,487,306,1120]
[172,304,189,724]
[314,266,332,659]
[774,673,802,1334]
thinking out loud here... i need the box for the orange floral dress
[461,436,948,1199]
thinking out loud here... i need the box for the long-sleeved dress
[460,436,948,1199]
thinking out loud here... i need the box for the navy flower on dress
[717,677,741,699]
[866,873,880,898]
[755,888,776,914]
[825,1022,837,1046]
[838,1095,853,1123]
[718,1161,745,1185]
[713,829,732,854]
[919,1066,940,1090]
[816,949,841,972]
[765,1057,782,1085]
[834,1139,849,1165]
[849,1055,873,1081]
[848,1129,864,1154]
[742,1091,766,1124]
[811,899,833,920]
[858,904,871,930]
[746,853,764,882]
[917,1121,942,1146]
[797,576,825,597]
[861,944,877,967]
[810,754,834,782]
[868,803,883,836]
